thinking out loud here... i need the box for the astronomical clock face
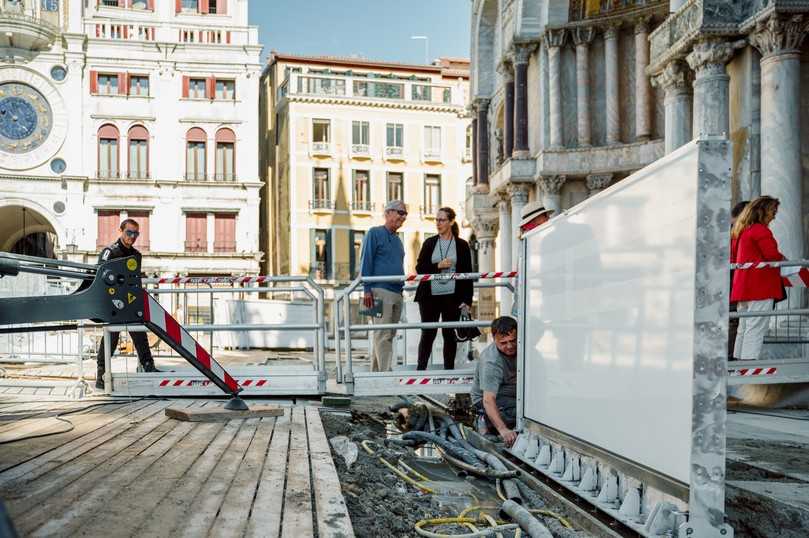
[0,82,53,154]
[0,67,67,171]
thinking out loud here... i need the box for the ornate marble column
[475,98,491,190]
[537,175,567,213]
[604,22,621,145]
[750,13,807,262]
[652,60,693,154]
[546,29,567,148]
[573,27,595,147]
[471,213,499,320]
[509,185,529,265]
[686,39,743,138]
[513,44,533,158]
[499,62,515,159]
[634,16,652,142]
[586,174,613,197]
[471,118,478,185]
[496,193,513,311]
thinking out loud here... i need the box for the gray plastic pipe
[473,449,523,503]
[500,499,554,538]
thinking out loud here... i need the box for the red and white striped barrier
[142,290,240,395]
[151,275,275,284]
[728,366,778,377]
[404,271,518,282]
[398,375,475,386]
[158,378,268,388]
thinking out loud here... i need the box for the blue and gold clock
[0,82,52,154]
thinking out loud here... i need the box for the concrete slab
[726,481,809,538]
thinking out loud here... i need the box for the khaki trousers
[370,288,403,372]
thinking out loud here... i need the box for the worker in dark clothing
[95,218,158,389]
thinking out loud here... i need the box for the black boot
[142,361,161,373]
[95,368,105,390]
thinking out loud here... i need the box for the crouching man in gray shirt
[470,316,518,447]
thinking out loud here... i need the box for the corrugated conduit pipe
[500,499,554,538]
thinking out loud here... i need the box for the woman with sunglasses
[414,207,473,370]
[730,195,786,360]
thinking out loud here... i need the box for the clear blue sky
[249,0,472,65]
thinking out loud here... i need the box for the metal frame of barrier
[102,275,327,396]
[728,260,809,384]
[333,272,517,396]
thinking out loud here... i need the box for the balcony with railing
[185,172,208,181]
[213,241,236,253]
[281,72,464,107]
[422,149,442,164]
[0,0,61,52]
[350,144,371,159]
[84,22,253,46]
[96,170,121,180]
[309,199,335,212]
[127,171,151,180]
[184,239,208,253]
[351,200,373,213]
[213,172,236,182]
[310,141,332,158]
[463,147,472,162]
[384,146,404,161]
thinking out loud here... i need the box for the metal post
[103,327,113,394]
[343,281,356,392]
[334,291,343,383]
[207,283,214,352]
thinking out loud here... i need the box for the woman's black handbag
[455,309,482,342]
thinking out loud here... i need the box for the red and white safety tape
[158,378,269,387]
[782,268,809,288]
[405,271,517,282]
[399,376,475,386]
[153,275,274,284]
[728,367,777,377]
[143,291,240,393]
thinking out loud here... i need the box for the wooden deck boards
[0,398,353,537]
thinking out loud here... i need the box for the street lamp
[410,35,430,65]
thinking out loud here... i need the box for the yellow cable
[480,513,503,538]
[530,509,573,529]
[414,517,518,538]
[458,505,483,519]
[361,439,377,456]
[377,456,435,494]
[398,459,430,482]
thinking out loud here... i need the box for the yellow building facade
[260,54,472,295]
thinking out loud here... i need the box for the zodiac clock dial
[0,82,53,154]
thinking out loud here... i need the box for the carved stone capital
[603,21,622,41]
[507,184,530,205]
[572,26,595,47]
[471,97,491,114]
[537,175,567,195]
[750,13,808,59]
[512,43,535,64]
[470,212,499,240]
[545,28,568,49]
[497,59,514,81]
[685,39,745,76]
[586,174,613,193]
[634,15,653,36]
[651,60,692,93]
[495,191,511,208]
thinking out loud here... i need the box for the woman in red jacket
[730,196,785,360]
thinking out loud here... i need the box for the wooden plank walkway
[0,397,354,538]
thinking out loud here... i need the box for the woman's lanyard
[437,237,454,270]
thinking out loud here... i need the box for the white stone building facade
[468,0,809,314]
[0,0,262,277]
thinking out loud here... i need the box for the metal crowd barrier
[727,260,809,385]
[101,275,328,396]
[334,272,518,396]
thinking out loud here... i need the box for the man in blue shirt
[360,200,407,371]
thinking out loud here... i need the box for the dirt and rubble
[319,397,590,538]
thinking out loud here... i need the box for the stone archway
[472,0,498,98]
[0,205,58,258]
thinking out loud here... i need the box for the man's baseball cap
[384,200,407,213]
[519,201,554,228]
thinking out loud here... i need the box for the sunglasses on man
[124,230,140,238]
[396,210,408,217]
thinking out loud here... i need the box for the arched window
[128,125,149,179]
[98,124,119,179]
[215,128,235,181]
[186,127,207,181]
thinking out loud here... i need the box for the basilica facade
[469,0,809,314]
